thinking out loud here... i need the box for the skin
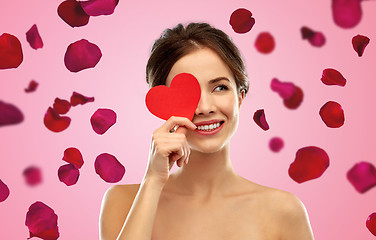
[99,47,314,240]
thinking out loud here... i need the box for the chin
[189,141,229,154]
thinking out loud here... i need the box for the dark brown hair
[146,22,249,95]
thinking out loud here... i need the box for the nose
[195,92,215,116]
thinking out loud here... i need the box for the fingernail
[186,157,189,164]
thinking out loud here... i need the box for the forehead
[165,47,235,87]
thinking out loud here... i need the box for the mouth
[194,120,225,135]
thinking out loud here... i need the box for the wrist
[141,177,166,191]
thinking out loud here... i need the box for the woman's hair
[146,22,249,95]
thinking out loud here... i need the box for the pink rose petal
[352,34,370,57]
[64,39,102,72]
[253,109,269,131]
[269,137,284,153]
[95,153,125,183]
[62,147,84,169]
[283,86,304,110]
[80,0,118,16]
[57,0,90,28]
[367,212,376,236]
[0,179,10,202]
[26,24,43,50]
[332,0,362,29]
[58,163,80,186]
[301,26,326,47]
[70,91,94,106]
[255,32,275,54]
[23,166,42,186]
[319,101,345,128]
[43,107,71,132]
[53,98,71,114]
[288,146,330,183]
[347,161,376,193]
[90,108,117,135]
[271,78,296,99]
[0,100,24,127]
[229,8,255,34]
[321,68,347,86]
[25,80,39,93]
[25,201,59,240]
[0,33,23,69]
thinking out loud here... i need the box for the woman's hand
[144,116,197,185]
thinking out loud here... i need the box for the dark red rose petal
[352,34,370,57]
[283,86,304,109]
[0,100,24,127]
[23,166,42,186]
[57,0,90,28]
[229,8,255,34]
[255,32,275,54]
[90,108,117,135]
[288,146,330,183]
[319,101,345,128]
[25,201,59,240]
[0,179,10,202]
[332,0,362,29]
[321,68,347,86]
[26,24,43,50]
[62,147,84,169]
[80,0,118,16]
[43,107,71,132]
[95,153,125,183]
[0,33,23,69]
[367,212,376,236]
[347,161,376,193]
[58,163,80,186]
[53,98,71,114]
[25,80,39,93]
[253,109,269,131]
[301,26,325,47]
[269,137,284,153]
[271,78,295,100]
[70,91,94,106]
[64,39,102,72]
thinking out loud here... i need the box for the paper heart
[145,73,201,120]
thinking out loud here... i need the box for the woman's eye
[214,85,228,92]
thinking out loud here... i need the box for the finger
[161,116,197,133]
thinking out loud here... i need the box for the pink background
[1,0,376,239]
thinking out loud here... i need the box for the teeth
[197,122,221,131]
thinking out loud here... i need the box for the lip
[194,120,224,136]
[194,119,224,126]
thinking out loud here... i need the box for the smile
[194,120,224,135]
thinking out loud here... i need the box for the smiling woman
[99,22,314,240]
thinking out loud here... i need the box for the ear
[238,90,245,107]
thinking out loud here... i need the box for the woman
[99,22,314,240]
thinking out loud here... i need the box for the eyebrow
[208,77,230,84]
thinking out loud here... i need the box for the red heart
[145,73,201,120]
[0,33,23,69]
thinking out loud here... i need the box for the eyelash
[214,84,229,92]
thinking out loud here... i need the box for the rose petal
[64,39,102,72]
[253,109,269,131]
[301,26,325,47]
[26,24,43,50]
[347,161,376,193]
[43,107,71,132]
[90,108,117,135]
[25,80,39,93]
[53,98,71,114]
[283,86,304,110]
[0,33,23,69]
[0,100,24,127]
[255,32,275,54]
[62,147,84,169]
[352,34,370,57]
[25,201,59,240]
[319,101,345,128]
[288,146,330,183]
[0,179,10,202]
[229,8,255,34]
[57,0,90,28]
[95,153,125,183]
[23,166,42,186]
[367,212,376,237]
[269,137,284,153]
[271,78,296,99]
[332,0,362,29]
[80,0,117,16]
[58,164,80,186]
[70,91,94,106]
[321,68,346,86]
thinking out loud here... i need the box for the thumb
[175,126,187,134]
